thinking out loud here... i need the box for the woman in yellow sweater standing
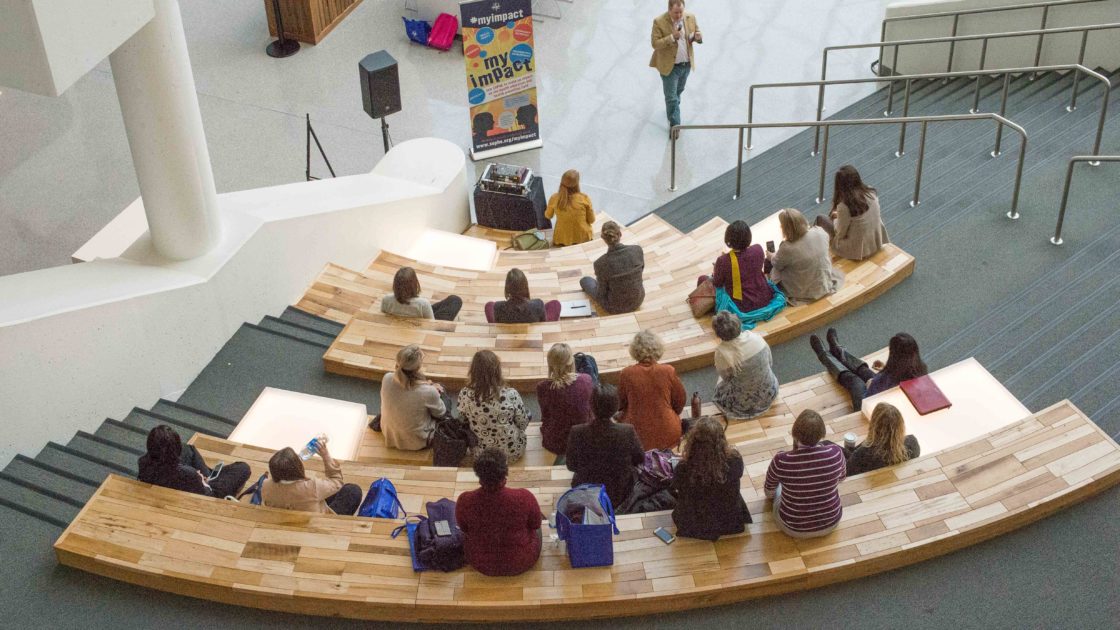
[545,169,595,247]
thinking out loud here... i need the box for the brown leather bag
[687,279,716,317]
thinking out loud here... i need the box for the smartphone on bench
[207,462,224,482]
[653,526,676,545]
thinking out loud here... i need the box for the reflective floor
[0,0,890,275]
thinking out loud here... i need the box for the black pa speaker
[359,50,401,119]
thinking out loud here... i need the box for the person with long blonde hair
[767,207,844,305]
[845,402,920,475]
[545,169,595,246]
[670,417,751,540]
[458,350,532,463]
[536,343,594,457]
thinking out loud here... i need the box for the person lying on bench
[580,221,645,314]
[809,328,928,411]
[381,266,463,321]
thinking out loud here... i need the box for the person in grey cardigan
[579,221,645,313]
[711,310,779,419]
[815,165,890,261]
[768,208,844,305]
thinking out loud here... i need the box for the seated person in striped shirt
[764,410,847,538]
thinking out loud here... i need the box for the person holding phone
[137,425,251,499]
[767,208,844,305]
[650,0,702,135]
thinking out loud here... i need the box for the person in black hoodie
[671,416,751,540]
[137,425,251,499]
[565,384,645,507]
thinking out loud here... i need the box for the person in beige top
[650,0,702,132]
[260,444,362,515]
[768,208,844,305]
[816,165,890,261]
[380,344,448,451]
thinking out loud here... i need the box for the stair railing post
[1050,159,1077,244]
[816,125,831,204]
[814,51,828,155]
[970,39,989,113]
[734,128,745,200]
[747,88,755,150]
[1007,123,1027,219]
[945,14,960,77]
[877,21,888,75]
[992,73,1010,157]
[1091,73,1109,160]
[897,79,912,157]
[1032,5,1050,78]
[1067,30,1089,112]
[884,45,900,115]
[911,121,928,207]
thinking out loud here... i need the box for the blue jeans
[661,62,691,128]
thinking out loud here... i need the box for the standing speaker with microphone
[359,51,402,153]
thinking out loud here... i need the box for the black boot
[811,335,849,379]
[826,328,842,358]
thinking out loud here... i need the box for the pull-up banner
[460,0,543,160]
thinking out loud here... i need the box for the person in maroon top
[536,343,594,459]
[456,447,544,576]
[700,220,773,312]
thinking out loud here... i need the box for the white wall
[0,0,154,97]
[881,0,1120,75]
[0,138,470,467]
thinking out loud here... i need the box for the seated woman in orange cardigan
[545,170,595,247]
[617,330,687,450]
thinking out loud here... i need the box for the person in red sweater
[456,447,544,576]
[618,330,687,450]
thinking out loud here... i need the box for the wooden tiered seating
[55,400,1120,622]
[321,230,914,389]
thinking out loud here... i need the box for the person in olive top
[380,266,463,321]
[545,170,595,247]
[138,425,251,499]
[845,402,920,475]
[671,416,750,540]
[566,383,645,507]
[580,221,645,314]
[487,268,561,323]
[456,447,543,577]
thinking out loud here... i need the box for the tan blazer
[832,193,890,261]
[649,12,700,76]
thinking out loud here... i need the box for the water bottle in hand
[298,434,329,461]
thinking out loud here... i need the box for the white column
[108,0,220,260]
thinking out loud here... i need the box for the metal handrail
[746,64,1110,157]
[822,22,1120,150]
[875,0,1108,75]
[668,113,1028,219]
[1051,155,1120,245]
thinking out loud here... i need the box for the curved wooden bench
[55,400,1120,622]
[322,239,914,390]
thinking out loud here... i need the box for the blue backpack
[402,17,431,45]
[358,477,405,518]
[574,352,599,385]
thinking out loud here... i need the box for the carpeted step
[65,432,141,474]
[0,476,79,529]
[34,443,124,487]
[2,455,97,505]
[280,306,345,337]
[256,315,335,348]
[94,419,151,453]
[150,400,238,435]
[121,407,226,440]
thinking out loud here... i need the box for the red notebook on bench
[900,375,952,415]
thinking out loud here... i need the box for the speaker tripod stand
[380,117,391,154]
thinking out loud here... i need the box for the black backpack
[415,498,466,571]
[431,417,477,467]
[574,352,600,385]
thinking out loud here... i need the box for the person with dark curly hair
[455,448,543,576]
